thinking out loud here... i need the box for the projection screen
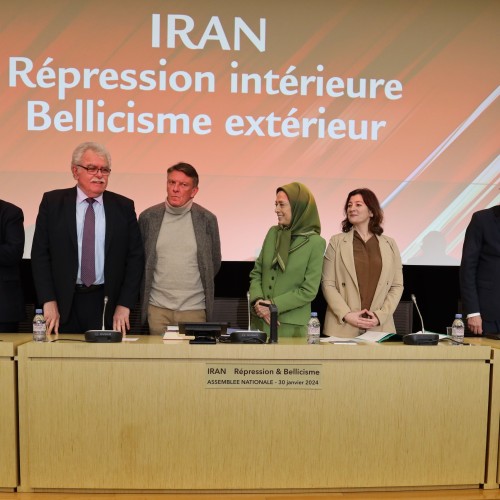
[1,0,499,264]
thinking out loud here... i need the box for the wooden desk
[17,337,493,492]
[467,336,500,489]
[0,334,32,491]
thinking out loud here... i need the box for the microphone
[411,294,425,333]
[84,295,122,343]
[101,295,108,329]
[260,302,278,344]
[228,293,268,344]
[403,294,439,345]
[247,291,251,330]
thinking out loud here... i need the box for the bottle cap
[455,313,462,319]
[311,312,318,317]
[35,308,43,314]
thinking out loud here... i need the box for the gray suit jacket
[138,202,221,325]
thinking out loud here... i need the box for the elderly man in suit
[31,142,144,335]
[0,199,25,332]
[138,162,221,335]
[460,205,500,336]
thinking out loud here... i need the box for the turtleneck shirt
[149,199,205,311]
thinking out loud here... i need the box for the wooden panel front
[17,339,491,491]
[0,334,31,489]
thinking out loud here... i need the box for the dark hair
[341,188,384,235]
[167,162,199,188]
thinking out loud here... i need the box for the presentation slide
[1,0,498,263]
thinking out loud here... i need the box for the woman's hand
[254,299,272,325]
[344,309,380,330]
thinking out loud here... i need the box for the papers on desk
[437,334,470,344]
[163,326,194,341]
[162,333,194,340]
[321,330,397,344]
[320,337,359,345]
[356,331,398,342]
[321,331,469,345]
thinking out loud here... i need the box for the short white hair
[71,142,111,168]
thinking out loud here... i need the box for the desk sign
[206,363,322,389]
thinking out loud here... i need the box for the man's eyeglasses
[75,164,111,175]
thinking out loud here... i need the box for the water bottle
[451,313,464,343]
[33,309,47,342]
[307,312,321,344]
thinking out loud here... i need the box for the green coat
[249,226,326,337]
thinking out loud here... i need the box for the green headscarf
[272,182,321,272]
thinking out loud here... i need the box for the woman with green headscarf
[249,182,326,338]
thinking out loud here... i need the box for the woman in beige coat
[322,188,403,338]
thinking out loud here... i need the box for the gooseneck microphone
[247,291,251,330]
[227,292,268,344]
[84,295,122,343]
[101,295,108,330]
[411,294,425,333]
[403,294,439,345]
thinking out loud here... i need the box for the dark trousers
[59,286,106,334]
[483,319,500,335]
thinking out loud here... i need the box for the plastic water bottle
[307,312,321,344]
[33,309,47,342]
[451,313,465,343]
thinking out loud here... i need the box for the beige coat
[321,230,403,338]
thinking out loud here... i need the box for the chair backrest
[16,303,35,333]
[212,297,249,328]
[129,302,150,334]
[393,300,413,335]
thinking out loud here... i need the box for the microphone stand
[403,294,439,345]
[411,294,425,333]
[84,295,122,343]
[246,291,251,330]
[101,296,109,330]
[260,303,278,343]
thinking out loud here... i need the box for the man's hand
[43,301,60,335]
[467,315,482,335]
[113,305,130,336]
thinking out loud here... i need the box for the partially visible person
[0,199,25,332]
[139,163,221,335]
[460,205,500,336]
[31,142,144,335]
[322,188,403,338]
[249,182,326,338]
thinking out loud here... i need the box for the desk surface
[20,333,495,360]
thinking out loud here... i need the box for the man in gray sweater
[138,163,221,335]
